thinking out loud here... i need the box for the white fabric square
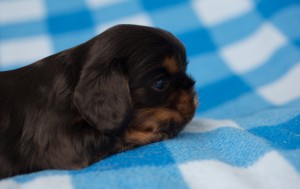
[220,23,287,73]
[192,0,253,26]
[0,0,45,25]
[86,0,124,8]
[183,118,241,133]
[96,13,153,34]
[0,36,52,67]
[257,63,300,105]
[0,175,73,189]
[179,151,300,189]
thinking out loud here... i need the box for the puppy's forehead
[163,57,180,74]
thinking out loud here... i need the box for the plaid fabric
[1,0,300,188]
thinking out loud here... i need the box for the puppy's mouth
[122,88,197,147]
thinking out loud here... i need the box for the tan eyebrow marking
[163,57,179,74]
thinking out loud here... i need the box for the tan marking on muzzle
[123,108,184,145]
[193,93,198,107]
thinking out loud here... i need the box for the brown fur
[163,57,180,74]
[0,24,197,178]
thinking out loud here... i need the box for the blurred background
[1,0,300,119]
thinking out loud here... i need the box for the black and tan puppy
[0,25,197,178]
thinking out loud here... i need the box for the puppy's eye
[151,77,169,90]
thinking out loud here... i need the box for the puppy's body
[0,52,100,176]
[0,25,197,178]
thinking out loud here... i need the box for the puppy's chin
[123,88,197,146]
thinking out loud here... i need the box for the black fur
[0,25,196,178]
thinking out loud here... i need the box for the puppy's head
[74,24,197,146]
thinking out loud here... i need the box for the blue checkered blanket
[1,0,300,188]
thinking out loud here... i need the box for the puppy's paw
[119,108,182,148]
[123,128,168,146]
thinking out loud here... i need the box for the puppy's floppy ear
[74,59,132,133]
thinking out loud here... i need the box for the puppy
[0,24,197,179]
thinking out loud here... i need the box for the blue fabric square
[0,20,47,40]
[82,142,175,172]
[188,53,232,88]
[72,165,188,189]
[47,9,93,34]
[243,44,300,87]
[271,5,300,40]
[295,38,300,48]
[51,29,94,52]
[178,28,216,56]
[199,92,271,119]
[249,115,300,150]
[150,3,201,34]
[92,1,142,24]
[44,0,87,15]
[234,99,300,129]
[210,11,263,47]
[165,128,271,166]
[257,0,300,18]
[140,0,187,11]
[197,75,252,112]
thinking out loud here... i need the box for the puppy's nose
[172,74,195,89]
[184,77,195,89]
